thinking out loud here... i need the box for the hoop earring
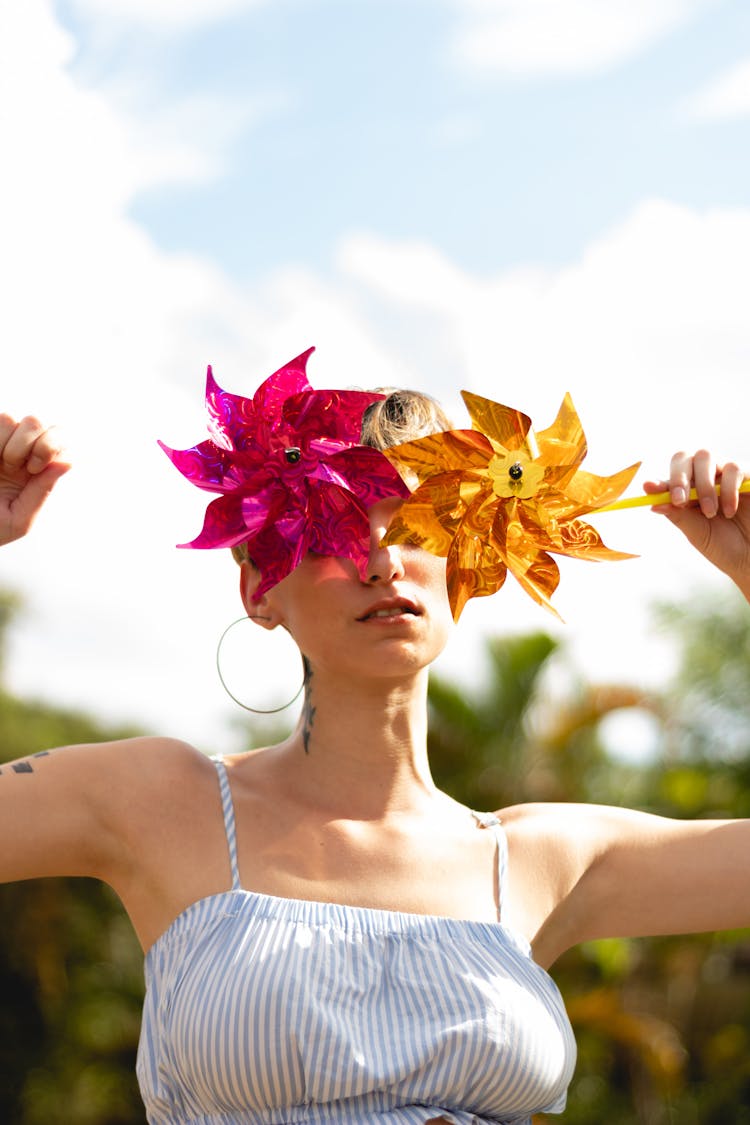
[216,616,305,714]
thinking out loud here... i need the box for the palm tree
[427,631,560,810]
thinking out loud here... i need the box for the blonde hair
[359,387,452,450]
[231,387,451,566]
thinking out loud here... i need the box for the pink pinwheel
[160,348,409,598]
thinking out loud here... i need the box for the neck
[276,663,439,820]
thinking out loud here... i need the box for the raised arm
[503,449,750,967]
[0,414,224,952]
[0,412,70,546]
[0,417,102,874]
[0,736,213,952]
[503,802,750,968]
[645,449,750,600]
[0,741,134,883]
[0,423,110,869]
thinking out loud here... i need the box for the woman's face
[249,499,455,684]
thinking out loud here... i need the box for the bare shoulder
[99,734,211,779]
[493,801,725,965]
[99,736,221,854]
[497,800,605,852]
[497,799,654,844]
[0,735,213,888]
[492,802,634,965]
[84,735,214,821]
[30,734,214,855]
[495,800,668,887]
[24,734,209,796]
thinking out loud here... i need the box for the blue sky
[2,0,749,752]
[57,0,750,279]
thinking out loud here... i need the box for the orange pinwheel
[381,391,640,619]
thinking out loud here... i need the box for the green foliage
[0,877,146,1125]
[0,595,146,1124]
[656,590,750,764]
[427,631,560,809]
[428,605,750,1124]
[0,589,22,676]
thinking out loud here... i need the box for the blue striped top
[136,758,576,1124]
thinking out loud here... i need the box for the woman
[0,375,748,1125]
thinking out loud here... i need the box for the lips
[357,597,421,622]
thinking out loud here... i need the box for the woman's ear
[239,562,284,630]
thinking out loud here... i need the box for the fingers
[645,449,747,518]
[715,459,745,518]
[10,461,72,535]
[0,413,69,476]
[685,449,718,517]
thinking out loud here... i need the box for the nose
[365,503,406,584]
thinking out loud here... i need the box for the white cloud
[338,200,750,459]
[448,0,716,78]
[335,202,750,683]
[685,55,750,121]
[107,87,288,192]
[0,1,258,747]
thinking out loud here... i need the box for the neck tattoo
[301,656,316,755]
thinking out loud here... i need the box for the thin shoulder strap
[211,756,242,891]
[473,811,508,922]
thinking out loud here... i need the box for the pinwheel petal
[247,520,314,599]
[286,387,387,445]
[551,517,637,562]
[447,532,507,620]
[239,481,290,537]
[382,472,474,556]
[157,438,234,493]
[384,430,491,488]
[505,546,562,617]
[204,366,264,452]
[558,464,642,513]
[535,392,587,470]
[316,446,410,506]
[462,392,533,453]
[252,349,314,421]
[309,483,372,578]
[182,494,260,550]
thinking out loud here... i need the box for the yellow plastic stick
[597,479,750,513]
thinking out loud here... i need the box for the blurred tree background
[1,586,749,1123]
[0,592,145,1124]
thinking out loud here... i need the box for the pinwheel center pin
[284,446,302,464]
[487,449,545,500]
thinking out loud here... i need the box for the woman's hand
[645,450,750,599]
[0,414,70,547]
